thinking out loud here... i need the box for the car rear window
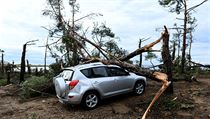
[61,70,74,81]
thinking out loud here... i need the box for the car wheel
[134,81,145,95]
[82,92,99,109]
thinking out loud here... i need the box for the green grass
[0,78,7,86]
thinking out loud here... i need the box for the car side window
[81,67,108,78]
[92,67,108,78]
[108,67,129,76]
[81,68,92,78]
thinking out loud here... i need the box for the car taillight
[69,80,79,89]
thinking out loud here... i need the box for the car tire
[82,91,99,110]
[134,81,145,95]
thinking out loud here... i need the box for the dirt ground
[0,78,210,119]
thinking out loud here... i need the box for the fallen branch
[190,61,210,68]
[142,79,171,119]
[119,35,163,61]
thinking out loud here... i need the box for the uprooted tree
[43,0,173,118]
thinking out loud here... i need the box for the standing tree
[104,39,128,59]
[138,38,149,67]
[26,60,31,74]
[43,0,101,66]
[91,22,115,57]
[0,49,4,74]
[172,23,182,59]
[145,52,158,69]
[159,0,208,73]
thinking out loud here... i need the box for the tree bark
[7,70,10,84]
[1,53,4,74]
[44,38,48,73]
[172,41,176,61]
[188,31,193,67]
[161,26,173,94]
[20,44,26,83]
[139,39,142,67]
[181,0,187,73]
[27,60,31,75]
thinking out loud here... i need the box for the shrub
[21,76,54,98]
[0,78,7,86]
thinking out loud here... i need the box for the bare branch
[26,40,39,45]
[72,31,110,60]
[187,0,208,13]
[74,13,102,22]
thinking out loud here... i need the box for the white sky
[0,0,209,65]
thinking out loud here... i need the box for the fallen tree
[63,26,172,119]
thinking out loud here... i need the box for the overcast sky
[0,0,209,66]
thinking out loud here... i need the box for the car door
[108,67,134,92]
[87,66,118,97]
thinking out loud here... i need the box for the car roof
[63,62,122,71]
[64,62,107,70]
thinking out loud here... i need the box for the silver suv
[53,62,146,109]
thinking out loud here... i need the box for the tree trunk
[20,44,26,83]
[161,27,173,94]
[44,38,48,73]
[181,0,187,73]
[172,41,176,61]
[26,60,31,75]
[7,70,10,84]
[139,39,142,67]
[1,53,4,74]
[71,2,79,66]
[188,31,193,67]
[35,67,38,76]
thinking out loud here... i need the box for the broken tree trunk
[20,40,38,83]
[20,44,26,83]
[161,26,173,94]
